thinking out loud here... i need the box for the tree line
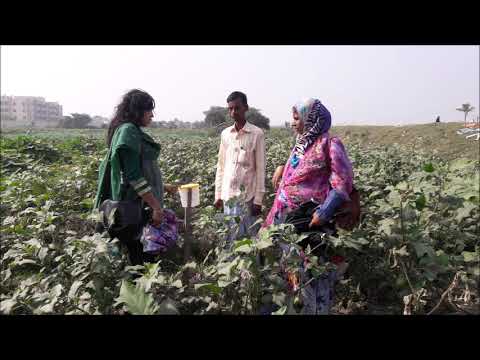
[57,107,271,131]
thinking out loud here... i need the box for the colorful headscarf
[291,98,331,167]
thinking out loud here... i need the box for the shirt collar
[230,121,252,134]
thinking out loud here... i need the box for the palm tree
[456,103,475,127]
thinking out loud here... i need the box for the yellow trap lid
[179,183,200,190]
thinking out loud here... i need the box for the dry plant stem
[399,258,416,300]
[447,298,478,315]
[398,196,422,311]
[74,304,90,315]
[427,272,461,315]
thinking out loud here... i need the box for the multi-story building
[1,95,63,129]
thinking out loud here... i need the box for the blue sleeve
[315,189,345,222]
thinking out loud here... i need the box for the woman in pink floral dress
[262,98,354,314]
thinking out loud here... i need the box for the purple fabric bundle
[140,209,178,254]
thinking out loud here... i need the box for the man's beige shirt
[215,121,266,205]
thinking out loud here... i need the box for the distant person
[214,91,266,244]
[435,116,440,123]
[261,98,356,315]
[94,89,176,265]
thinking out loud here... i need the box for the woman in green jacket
[94,89,168,265]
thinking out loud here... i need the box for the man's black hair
[227,91,248,106]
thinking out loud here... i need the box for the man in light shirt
[214,91,266,243]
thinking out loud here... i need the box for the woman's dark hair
[106,89,155,146]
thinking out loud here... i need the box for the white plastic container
[178,183,200,207]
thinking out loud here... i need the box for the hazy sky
[1,45,478,126]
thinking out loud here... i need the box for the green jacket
[94,123,161,209]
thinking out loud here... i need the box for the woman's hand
[309,212,326,228]
[151,208,164,227]
[140,191,163,226]
[272,165,285,190]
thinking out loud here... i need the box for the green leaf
[157,298,179,315]
[396,181,409,191]
[171,279,183,288]
[296,233,312,244]
[205,302,218,312]
[415,193,426,211]
[36,299,58,314]
[435,251,450,267]
[182,261,197,270]
[237,258,251,271]
[402,206,417,222]
[272,292,286,306]
[329,236,343,247]
[353,237,369,245]
[107,207,118,227]
[37,247,49,261]
[79,292,91,301]
[3,268,12,281]
[233,239,253,250]
[256,236,274,250]
[114,280,158,315]
[469,266,480,277]
[272,305,287,315]
[194,283,222,295]
[378,218,396,236]
[423,163,435,172]
[2,216,16,226]
[368,190,383,199]
[25,238,42,247]
[218,278,236,288]
[80,198,93,208]
[412,243,435,259]
[343,240,362,251]
[15,259,38,266]
[386,191,402,206]
[423,268,437,281]
[0,298,18,314]
[125,265,145,275]
[36,284,63,314]
[137,274,161,294]
[234,244,253,254]
[393,245,409,257]
[455,203,477,223]
[217,257,239,276]
[462,251,478,263]
[449,158,473,171]
[68,280,83,299]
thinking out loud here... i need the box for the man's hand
[309,211,326,228]
[164,184,178,195]
[214,199,223,210]
[251,204,262,217]
[272,165,285,190]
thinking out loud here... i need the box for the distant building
[1,95,63,129]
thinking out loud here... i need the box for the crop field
[1,124,479,315]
